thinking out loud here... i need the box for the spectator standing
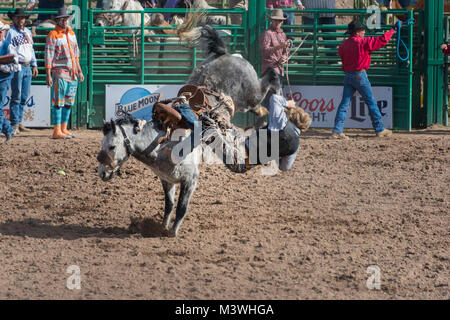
[26,0,65,22]
[266,1,304,28]
[5,8,38,135]
[259,9,291,77]
[0,22,17,143]
[331,20,397,139]
[45,7,84,139]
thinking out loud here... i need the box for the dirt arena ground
[0,126,448,300]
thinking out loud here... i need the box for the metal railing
[0,4,429,130]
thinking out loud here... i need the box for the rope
[396,18,414,62]
[283,33,312,99]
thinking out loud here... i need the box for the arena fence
[1,1,445,130]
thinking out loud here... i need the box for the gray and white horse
[97,110,245,236]
[97,116,200,237]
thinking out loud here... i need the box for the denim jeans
[333,71,385,134]
[0,78,13,137]
[9,66,32,127]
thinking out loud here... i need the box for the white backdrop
[3,85,51,127]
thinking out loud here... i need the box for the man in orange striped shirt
[45,7,84,139]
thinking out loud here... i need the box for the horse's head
[97,119,133,181]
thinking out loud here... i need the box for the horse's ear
[111,119,117,135]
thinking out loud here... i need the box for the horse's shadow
[0,217,170,240]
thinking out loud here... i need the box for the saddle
[152,85,232,145]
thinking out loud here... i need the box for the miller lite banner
[105,85,393,129]
[3,85,51,127]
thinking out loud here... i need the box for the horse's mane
[103,113,141,135]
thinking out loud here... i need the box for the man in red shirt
[332,20,398,139]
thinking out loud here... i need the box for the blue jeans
[9,66,32,127]
[174,103,201,153]
[333,71,385,134]
[0,78,13,137]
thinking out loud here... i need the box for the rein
[118,124,134,158]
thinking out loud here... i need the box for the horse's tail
[200,25,227,56]
[176,2,227,57]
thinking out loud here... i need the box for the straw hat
[267,9,287,21]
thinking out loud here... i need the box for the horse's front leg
[170,177,198,237]
[160,179,176,230]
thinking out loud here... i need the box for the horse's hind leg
[171,178,198,237]
[160,179,176,230]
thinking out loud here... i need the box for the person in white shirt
[5,8,39,134]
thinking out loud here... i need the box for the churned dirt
[0,126,448,300]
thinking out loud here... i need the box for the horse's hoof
[167,229,177,238]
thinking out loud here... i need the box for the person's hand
[278,41,290,50]
[441,43,448,50]
[297,5,305,10]
[32,66,38,77]
[78,72,85,83]
[395,20,402,31]
[286,100,296,109]
[46,75,53,87]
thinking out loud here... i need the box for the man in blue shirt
[26,0,65,22]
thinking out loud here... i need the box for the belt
[20,62,30,67]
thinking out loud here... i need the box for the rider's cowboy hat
[54,7,71,19]
[345,20,366,34]
[7,8,30,20]
[267,9,287,21]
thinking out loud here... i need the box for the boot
[52,124,68,139]
[330,132,350,140]
[5,133,13,142]
[18,123,31,132]
[376,129,393,138]
[61,122,74,138]
[12,126,19,135]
